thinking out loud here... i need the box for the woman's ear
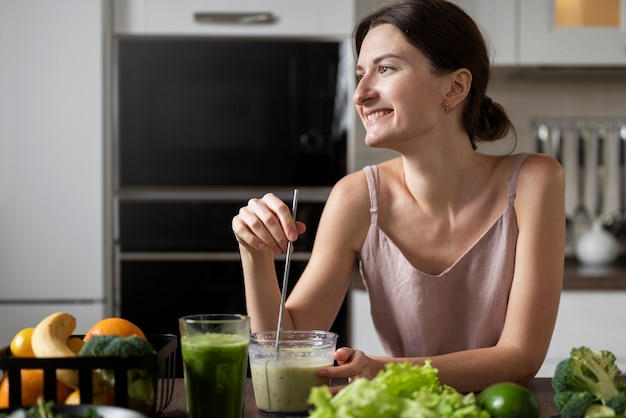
[443,68,471,111]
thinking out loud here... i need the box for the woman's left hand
[317,347,384,392]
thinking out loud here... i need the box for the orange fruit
[0,369,74,408]
[83,317,147,342]
[10,327,35,358]
[67,337,85,354]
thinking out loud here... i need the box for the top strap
[363,165,379,225]
[507,153,530,206]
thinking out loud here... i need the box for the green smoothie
[250,359,333,413]
[181,333,249,418]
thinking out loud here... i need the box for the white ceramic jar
[575,220,619,266]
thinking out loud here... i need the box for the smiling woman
[232,0,565,394]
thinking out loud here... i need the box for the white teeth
[366,110,390,121]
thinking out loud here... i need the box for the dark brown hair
[354,0,515,149]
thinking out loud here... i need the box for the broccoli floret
[556,390,588,410]
[79,334,156,358]
[584,403,616,418]
[607,392,626,415]
[553,347,621,404]
[560,391,595,418]
[79,335,158,412]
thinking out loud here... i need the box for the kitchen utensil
[573,131,590,232]
[275,188,299,351]
[606,123,626,238]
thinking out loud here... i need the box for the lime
[477,382,540,418]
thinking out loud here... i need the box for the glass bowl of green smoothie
[249,330,337,414]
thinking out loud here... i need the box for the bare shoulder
[316,167,375,251]
[516,153,565,192]
[326,168,371,215]
[514,153,565,217]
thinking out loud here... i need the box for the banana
[31,312,102,394]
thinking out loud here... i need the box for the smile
[366,110,392,121]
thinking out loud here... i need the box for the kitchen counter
[157,377,561,417]
[563,257,626,289]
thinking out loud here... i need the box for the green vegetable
[552,346,626,418]
[308,360,489,417]
[78,335,155,359]
[477,382,540,418]
[584,403,617,417]
[0,398,101,418]
[78,335,158,412]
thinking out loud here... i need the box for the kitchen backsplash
[532,117,626,220]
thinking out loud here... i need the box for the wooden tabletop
[157,378,560,418]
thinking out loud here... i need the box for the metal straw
[275,188,299,352]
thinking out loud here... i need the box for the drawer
[113,0,355,38]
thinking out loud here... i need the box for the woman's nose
[353,75,375,105]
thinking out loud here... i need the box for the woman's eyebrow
[356,53,403,72]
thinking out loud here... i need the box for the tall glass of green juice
[179,314,250,418]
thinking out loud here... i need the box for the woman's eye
[378,66,391,75]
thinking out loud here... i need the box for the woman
[232,0,565,392]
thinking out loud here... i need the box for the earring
[444,103,449,112]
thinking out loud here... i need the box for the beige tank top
[359,153,529,357]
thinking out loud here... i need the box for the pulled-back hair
[354,0,515,149]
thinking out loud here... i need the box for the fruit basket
[0,334,177,416]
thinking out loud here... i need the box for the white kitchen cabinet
[520,0,626,66]
[458,0,626,66]
[114,0,354,38]
[360,0,626,67]
[0,0,106,337]
[450,0,517,65]
[351,289,386,356]
[0,305,103,347]
[538,290,626,377]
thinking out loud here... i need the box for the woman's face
[354,24,448,150]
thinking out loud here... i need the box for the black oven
[117,38,348,187]
[111,18,353,376]
[113,190,350,377]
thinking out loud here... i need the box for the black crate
[0,334,177,416]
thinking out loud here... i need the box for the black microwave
[116,37,349,187]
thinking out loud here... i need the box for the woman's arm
[321,154,566,393]
[232,170,372,333]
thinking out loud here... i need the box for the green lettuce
[308,361,489,418]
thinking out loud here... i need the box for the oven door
[117,256,350,377]
[117,38,348,187]
[113,191,350,377]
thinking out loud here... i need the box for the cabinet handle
[194,12,277,25]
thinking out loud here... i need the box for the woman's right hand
[232,193,306,255]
